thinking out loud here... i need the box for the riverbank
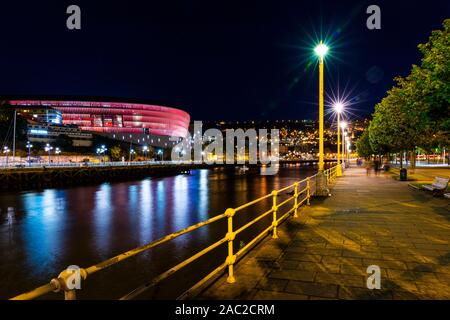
[0,163,213,190]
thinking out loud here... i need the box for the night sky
[0,0,448,121]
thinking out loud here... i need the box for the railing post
[293,183,299,218]
[50,266,87,300]
[306,178,311,205]
[271,190,278,239]
[225,208,236,284]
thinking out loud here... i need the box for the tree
[356,130,373,159]
[366,19,449,168]
[413,19,450,148]
[110,145,123,161]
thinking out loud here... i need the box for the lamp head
[314,42,329,59]
[334,102,344,114]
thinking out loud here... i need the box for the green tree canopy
[366,19,449,156]
[356,129,373,158]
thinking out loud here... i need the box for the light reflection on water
[0,166,315,299]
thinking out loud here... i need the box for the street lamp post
[3,146,10,167]
[341,122,348,167]
[101,145,107,162]
[130,149,136,161]
[26,141,33,166]
[143,146,148,161]
[158,149,163,161]
[55,147,61,164]
[97,145,107,162]
[45,143,53,164]
[314,42,330,196]
[333,103,344,176]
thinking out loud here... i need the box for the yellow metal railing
[324,162,344,184]
[10,164,342,300]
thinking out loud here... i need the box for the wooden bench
[422,177,450,196]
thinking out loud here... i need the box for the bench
[422,177,450,196]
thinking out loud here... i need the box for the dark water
[0,165,317,299]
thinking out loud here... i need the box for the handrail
[10,164,342,300]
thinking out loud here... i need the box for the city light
[341,121,348,129]
[97,145,107,162]
[30,129,48,135]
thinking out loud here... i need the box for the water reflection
[94,184,112,253]
[198,169,209,221]
[139,179,153,244]
[22,190,66,276]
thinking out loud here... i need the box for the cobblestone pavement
[198,167,450,300]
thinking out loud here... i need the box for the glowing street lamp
[26,141,33,166]
[315,42,329,172]
[3,146,10,166]
[333,102,344,176]
[55,147,61,163]
[97,145,107,162]
[143,145,149,160]
[314,41,329,195]
[314,43,329,59]
[45,143,53,164]
[130,149,136,161]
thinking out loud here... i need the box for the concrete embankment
[0,163,216,190]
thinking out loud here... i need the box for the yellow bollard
[225,208,236,284]
[271,190,278,239]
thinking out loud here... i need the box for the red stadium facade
[9,100,190,139]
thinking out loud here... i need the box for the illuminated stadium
[8,99,190,147]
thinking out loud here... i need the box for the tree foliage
[355,129,373,158]
[359,19,449,158]
[110,145,123,161]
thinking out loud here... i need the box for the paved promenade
[199,167,450,300]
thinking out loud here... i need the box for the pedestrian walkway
[198,167,450,300]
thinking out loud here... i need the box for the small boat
[236,165,249,174]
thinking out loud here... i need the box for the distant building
[27,124,93,147]
[18,108,63,125]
